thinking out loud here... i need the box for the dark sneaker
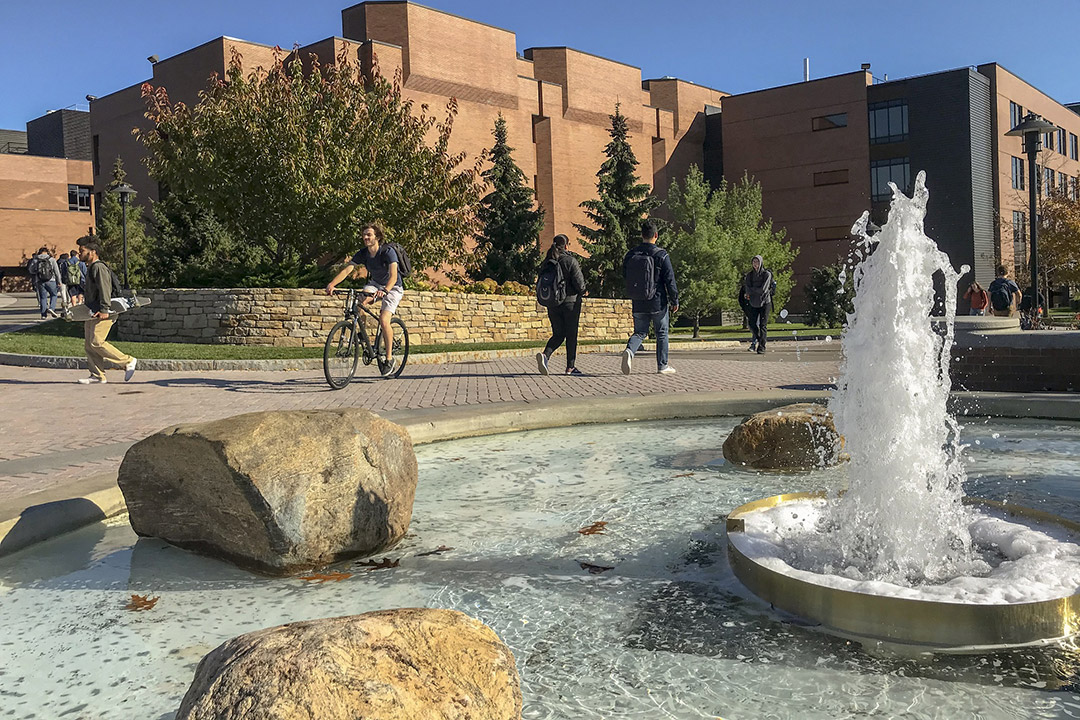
[381,357,398,378]
[748,342,757,352]
[756,346,765,354]
[565,367,583,376]
[536,352,549,376]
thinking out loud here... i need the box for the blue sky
[3,0,1078,130]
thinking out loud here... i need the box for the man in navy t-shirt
[326,222,404,376]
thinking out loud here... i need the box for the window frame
[868,99,909,145]
[67,184,91,212]
[811,113,848,132]
[1009,101,1024,129]
[1011,156,1025,190]
[870,157,911,201]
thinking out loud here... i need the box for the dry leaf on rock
[578,521,607,536]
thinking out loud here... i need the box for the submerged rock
[722,403,844,469]
[175,608,523,720]
[118,408,417,575]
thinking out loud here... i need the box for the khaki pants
[85,317,132,380]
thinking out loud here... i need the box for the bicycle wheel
[323,321,360,390]
[375,317,409,379]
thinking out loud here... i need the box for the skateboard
[65,296,152,321]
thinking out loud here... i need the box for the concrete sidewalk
[0,343,840,510]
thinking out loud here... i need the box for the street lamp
[1006,112,1057,317]
[110,183,136,289]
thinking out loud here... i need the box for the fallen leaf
[449,457,465,461]
[299,571,352,583]
[357,557,400,570]
[124,594,159,611]
[673,472,695,478]
[578,521,607,535]
[579,562,615,574]
[416,545,454,557]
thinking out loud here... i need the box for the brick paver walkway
[0,340,838,505]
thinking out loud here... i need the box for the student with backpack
[742,255,774,354]
[535,234,586,376]
[620,221,679,375]
[28,247,62,319]
[64,248,87,305]
[75,235,137,384]
[988,265,1021,317]
[326,222,410,378]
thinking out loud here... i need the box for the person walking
[75,236,137,384]
[963,281,989,316]
[620,221,679,375]
[64,248,87,305]
[536,234,587,376]
[988,265,1022,318]
[742,255,773,354]
[28,247,62,319]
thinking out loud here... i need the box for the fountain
[726,173,1080,651]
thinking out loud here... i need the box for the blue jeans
[37,279,58,316]
[626,309,670,370]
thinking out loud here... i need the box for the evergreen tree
[146,191,239,287]
[803,262,855,328]
[471,115,544,283]
[575,104,659,298]
[95,157,150,287]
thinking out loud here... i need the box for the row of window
[1010,101,1079,160]
[811,100,910,145]
[1010,156,1079,199]
[68,185,91,212]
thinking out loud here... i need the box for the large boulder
[722,403,844,470]
[176,608,523,720]
[118,408,417,575]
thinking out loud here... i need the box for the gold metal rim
[726,494,1080,651]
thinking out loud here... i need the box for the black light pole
[1006,113,1057,316]
[111,183,136,289]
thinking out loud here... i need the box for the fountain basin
[727,493,1080,653]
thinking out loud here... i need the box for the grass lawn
[0,319,839,360]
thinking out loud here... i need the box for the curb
[2,389,1079,559]
[0,340,744,372]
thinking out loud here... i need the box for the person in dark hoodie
[742,255,773,354]
[536,234,587,376]
[621,221,679,375]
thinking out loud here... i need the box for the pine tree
[472,115,544,283]
[575,104,659,298]
[96,157,150,287]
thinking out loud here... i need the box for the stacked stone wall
[116,289,634,348]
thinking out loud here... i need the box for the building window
[1011,156,1025,190]
[1058,128,1067,155]
[1043,131,1054,151]
[1010,101,1023,128]
[812,113,848,131]
[1060,172,1068,194]
[68,185,91,212]
[1012,211,1026,268]
[92,135,100,176]
[1071,133,1078,161]
[1071,176,1078,201]
[870,157,910,201]
[868,99,908,144]
[813,169,849,186]
[1045,167,1055,195]
[815,226,851,242]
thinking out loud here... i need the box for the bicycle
[323,289,409,389]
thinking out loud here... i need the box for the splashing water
[821,173,977,584]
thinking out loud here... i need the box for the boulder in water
[722,403,844,469]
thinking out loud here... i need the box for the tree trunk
[692,314,700,339]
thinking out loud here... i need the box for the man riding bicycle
[326,222,404,378]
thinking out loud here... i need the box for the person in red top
[963,281,990,316]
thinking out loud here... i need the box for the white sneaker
[47,309,60,318]
[658,365,677,375]
[536,352,549,376]
[77,376,107,384]
[620,349,632,375]
[124,357,138,382]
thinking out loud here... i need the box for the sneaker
[536,352,549,376]
[748,342,757,352]
[756,347,766,354]
[565,367,583,376]
[620,349,632,375]
[380,357,398,378]
[77,376,107,384]
[46,309,60,318]
[658,365,677,375]
[124,357,138,382]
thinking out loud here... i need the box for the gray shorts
[363,284,404,315]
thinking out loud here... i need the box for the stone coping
[4,389,1076,558]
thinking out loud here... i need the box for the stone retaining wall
[115,289,634,347]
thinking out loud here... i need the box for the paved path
[0,342,839,505]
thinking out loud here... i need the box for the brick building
[0,109,95,288]
[717,64,1080,309]
[90,1,726,255]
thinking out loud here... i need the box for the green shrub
[803,263,854,328]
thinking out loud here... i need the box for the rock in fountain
[725,173,1080,650]
[722,403,844,470]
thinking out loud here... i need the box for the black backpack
[625,246,665,301]
[382,242,412,278]
[535,258,567,307]
[31,257,54,283]
[989,279,1012,311]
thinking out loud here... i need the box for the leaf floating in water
[416,545,454,557]
[124,594,159,611]
[579,562,615,575]
[449,457,465,461]
[672,472,695,478]
[578,521,608,535]
[357,558,400,571]
[299,571,352,584]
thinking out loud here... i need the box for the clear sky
[3,0,1078,130]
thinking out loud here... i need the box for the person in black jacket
[537,234,587,376]
[742,255,773,354]
[620,221,679,375]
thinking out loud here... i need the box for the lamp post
[110,183,136,289]
[1006,112,1057,316]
